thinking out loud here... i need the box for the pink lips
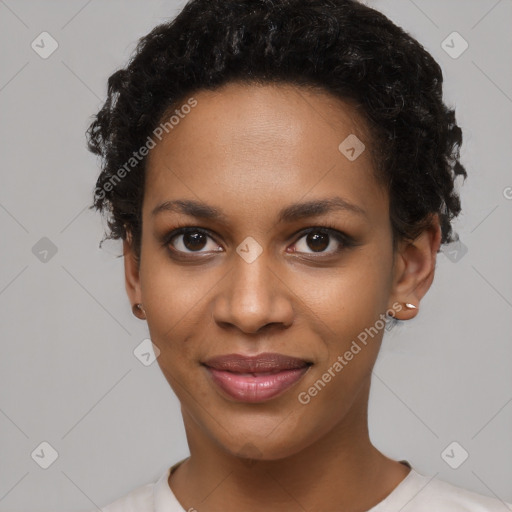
[203,352,312,403]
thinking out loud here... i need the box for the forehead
[144,82,387,225]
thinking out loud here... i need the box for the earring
[404,302,417,310]
[132,303,146,319]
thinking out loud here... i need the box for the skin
[123,82,441,512]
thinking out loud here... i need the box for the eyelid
[162,226,223,252]
[290,226,353,254]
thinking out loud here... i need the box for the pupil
[184,232,206,251]
[307,232,329,252]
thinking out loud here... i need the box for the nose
[212,250,294,335]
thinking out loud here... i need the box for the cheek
[138,254,207,364]
[140,237,217,326]
[290,262,389,430]
[290,250,392,401]
[295,251,391,335]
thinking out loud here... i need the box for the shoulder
[399,470,512,511]
[87,460,186,512]
[89,481,154,512]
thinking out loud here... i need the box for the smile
[202,352,313,403]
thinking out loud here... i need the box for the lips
[202,352,312,402]
[203,352,311,373]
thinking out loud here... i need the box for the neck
[169,379,410,512]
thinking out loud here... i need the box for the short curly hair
[87,0,466,262]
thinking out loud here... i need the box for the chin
[209,416,319,463]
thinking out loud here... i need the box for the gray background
[0,0,511,510]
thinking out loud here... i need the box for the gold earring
[132,303,146,319]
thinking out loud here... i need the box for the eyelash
[161,222,355,258]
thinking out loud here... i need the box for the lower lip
[205,366,310,403]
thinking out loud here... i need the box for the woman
[86,0,511,510]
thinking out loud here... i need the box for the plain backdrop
[0,0,511,510]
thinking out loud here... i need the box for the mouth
[202,352,313,403]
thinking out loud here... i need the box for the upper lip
[202,352,312,373]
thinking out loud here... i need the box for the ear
[123,229,142,308]
[388,214,442,320]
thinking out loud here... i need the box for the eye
[163,225,354,258]
[291,227,349,255]
[166,227,222,254]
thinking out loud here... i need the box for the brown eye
[305,232,329,252]
[167,228,222,254]
[182,231,207,251]
[292,228,348,255]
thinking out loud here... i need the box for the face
[124,82,433,461]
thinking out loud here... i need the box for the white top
[94,459,512,512]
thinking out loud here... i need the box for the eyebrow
[151,197,367,222]
[278,196,367,222]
